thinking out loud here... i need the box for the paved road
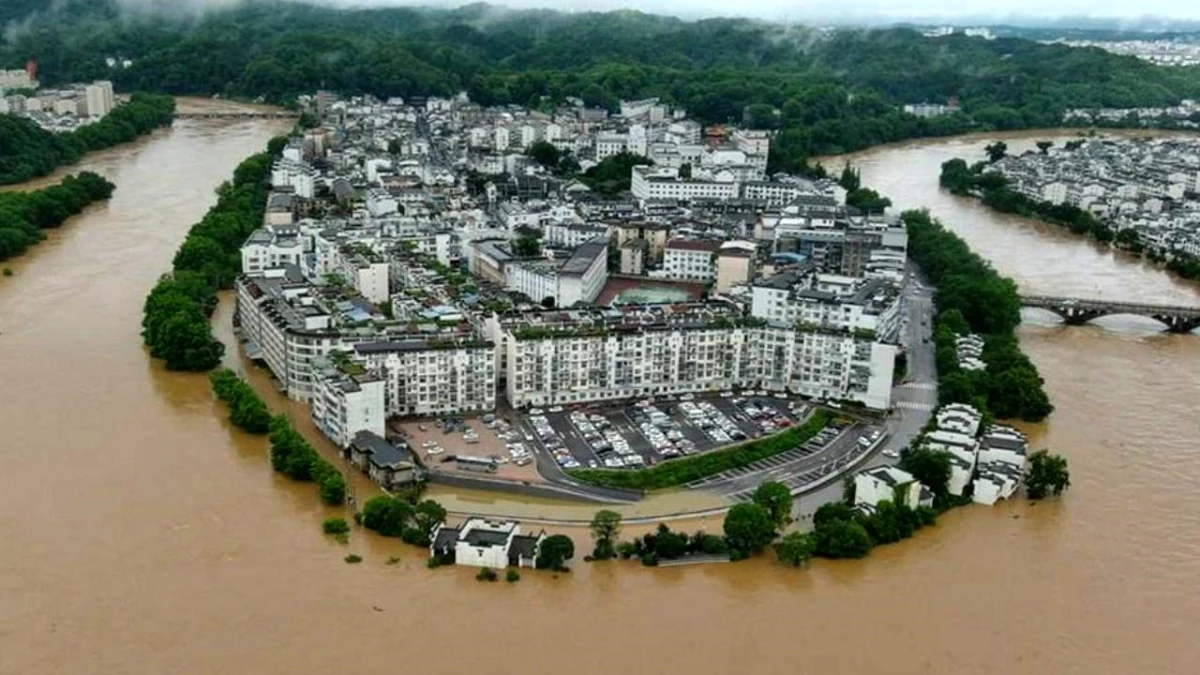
[792,266,940,520]
[687,422,875,499]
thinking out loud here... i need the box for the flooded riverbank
[2,122,1198,674]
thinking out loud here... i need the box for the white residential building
[750,270,903,342]
[854,466,932,510]
[83,81,115,118]
[662,238,720,282]
[365,188,399,217]
[311,361,387,448]
[502,306,896,410]
[431,519,545,569]
[354,340,496,417]
[241,226,303,274]
[630,165,739,202]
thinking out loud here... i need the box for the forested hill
[5,1,1200,164]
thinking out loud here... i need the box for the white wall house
[430,519,545,569]
[854,466,932,510]
[241,227,303,274]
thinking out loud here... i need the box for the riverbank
[0,93,174,186]
[939,152,1200,285]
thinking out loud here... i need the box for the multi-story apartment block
[662,238,720,281]
[501,304,895,410]
[241,225,304,274]
[750,268,903,343]
[311,360,387,448]
[354,340,496,417]
[630,165,739,201]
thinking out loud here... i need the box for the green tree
[839,163,861,191]
[589,509,622,560]
[813,501,856,528]
[899,447,953,504]
[411,499,448,544]
[722,502,776,558]
[812,519,873,559]
[525,140,560,170]
[360,496,414,537]
[1036,140,1053,155]
[846,187,891,213]
[536,534,575,571]
[773,531,816,568]
[1025,450,1071,499]
[985,141,1008,163]
[513,233,542,257]
[752,481,793,532]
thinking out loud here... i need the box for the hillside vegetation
[5,2,1199,168]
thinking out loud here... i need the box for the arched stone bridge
[1021,295,1200,333]
[174,112,300,120]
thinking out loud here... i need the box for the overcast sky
[326,0,1200,22]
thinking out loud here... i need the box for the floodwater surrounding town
[1,115,1198,674]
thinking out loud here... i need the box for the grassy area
[565,411,831,491]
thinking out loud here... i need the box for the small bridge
[1021,295,1200,333]
[174,112,299,120]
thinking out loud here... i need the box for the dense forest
[5,1,1200,168]
[0,93,175,185]
[0,171,115,261]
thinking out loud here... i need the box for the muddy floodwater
[2,120,1198,674]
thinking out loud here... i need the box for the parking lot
[521,394,807,472]
[393,415,540,482]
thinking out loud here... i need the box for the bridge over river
[174,111,299,120]
[1021,295,1200,333]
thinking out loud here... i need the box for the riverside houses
[430,519,545,569]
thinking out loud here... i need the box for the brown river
[2,115,1198,673]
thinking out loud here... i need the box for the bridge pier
[1158,316,1200,334]
[1061,308,1104,326]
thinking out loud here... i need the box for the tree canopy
[588,509,622,560]
[0,93,174,186]
[0,171,115,261]
[537,534,575,571]
[1025,450,1071,499]
[722,502,777,559]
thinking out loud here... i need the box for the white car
[883,450,899,459]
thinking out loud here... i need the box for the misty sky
[317,0,1200,22]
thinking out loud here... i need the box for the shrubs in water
[0,171,117,261]
[268,414,347,505]
[358,494,447,547]
[475,567,498,582]
[386,556,401,566]
[505,569,520,583]
[322,517,350,536]
[344,554,362,564]
[209,368,271,433]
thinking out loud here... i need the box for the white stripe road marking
[894,401,935,411]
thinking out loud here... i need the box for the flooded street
[1,120,1198,674]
